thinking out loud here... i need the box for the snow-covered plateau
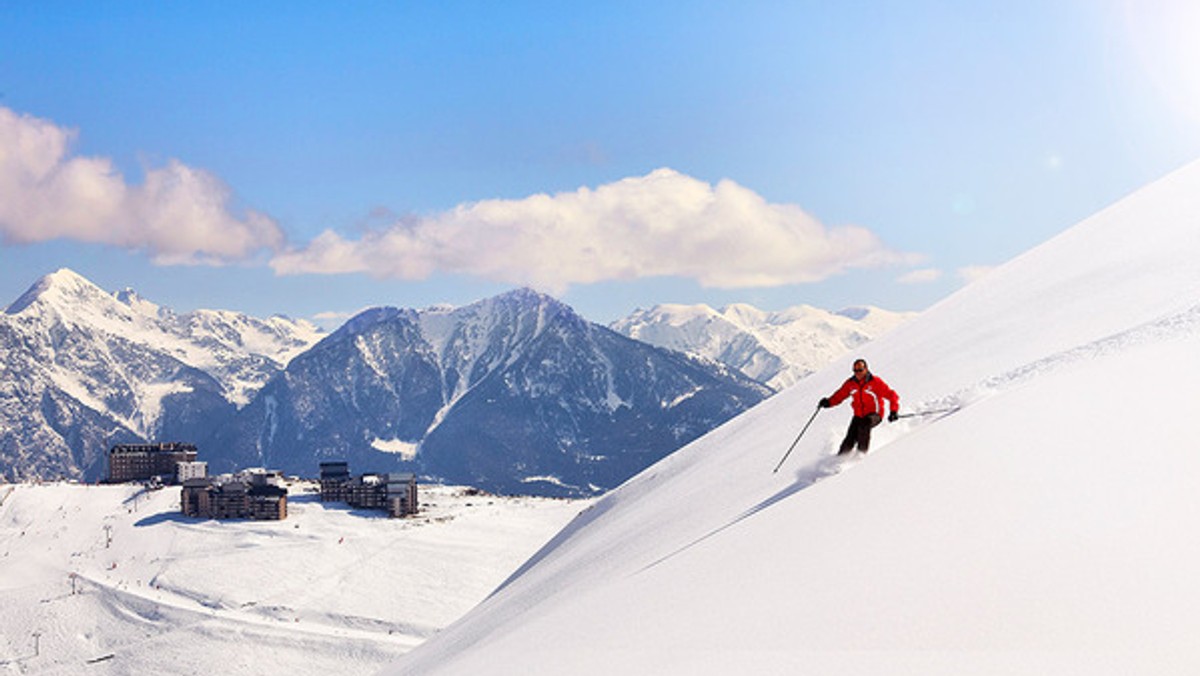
[384,159,1200,675]
[0,482,584,674]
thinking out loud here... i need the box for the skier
[819,358,900,454]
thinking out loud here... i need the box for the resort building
[181,469,288,521]
[318,461,418,518]
[108,442,198,483]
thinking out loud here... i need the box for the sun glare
[1119,1,1200,131]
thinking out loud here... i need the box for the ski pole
[772,405,821,474]
[895,406,960,419]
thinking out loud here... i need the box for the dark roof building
[318,462,419,518]
[108,442,198,484]
[180,469,288,521]
[319,461,351,502]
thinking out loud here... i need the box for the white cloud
[0,106,284,264]
[958,265,996,284]
[898,268,943,284]
[312,310,357,322]
[311,308,365,330]
[272,168,915,292]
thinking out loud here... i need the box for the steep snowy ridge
[612,301,914,388]
[388,160,1200,674]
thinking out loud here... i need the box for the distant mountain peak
[43,267,92,287]
[612,301,915,389]
[331,306,415,338]
[485,287,571,314]
[5,267,108,315]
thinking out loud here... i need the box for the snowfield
[385,160,1200,675]
[0,482,584,674]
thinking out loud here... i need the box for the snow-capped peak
[5,267,114,315]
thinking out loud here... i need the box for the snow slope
[0,483,583,674]
[386,159,1200,675]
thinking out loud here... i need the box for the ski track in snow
[910,301,1200,426]
[86,568,426,645]
[864,301,1200,468]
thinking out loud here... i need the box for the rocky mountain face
[207,290,772,497]
[0,269,323,481]
[611,302,916,389]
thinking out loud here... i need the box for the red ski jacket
[828,373,899,418]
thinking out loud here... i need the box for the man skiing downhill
[819,358,900,454]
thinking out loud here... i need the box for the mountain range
[611,302,914,389]
[0,268,910,495]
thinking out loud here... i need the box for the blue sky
[3,1,1199,326]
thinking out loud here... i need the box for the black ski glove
[819,398,831,408]
[888,410,899,422]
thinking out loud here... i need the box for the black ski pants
[839,413,881,454]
